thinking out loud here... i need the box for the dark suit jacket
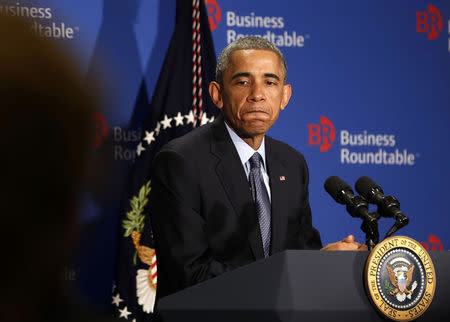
[149,115,322,300]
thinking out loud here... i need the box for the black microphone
[355,176,409,236]
[324,176,372,221]
[324,176,380,249]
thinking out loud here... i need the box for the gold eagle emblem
[387,264,414,295]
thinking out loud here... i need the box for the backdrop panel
[3,0,448,311]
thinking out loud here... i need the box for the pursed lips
[242,106,270,115]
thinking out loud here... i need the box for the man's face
[209,49,291,139]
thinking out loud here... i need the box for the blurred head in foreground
[0,15,95,321]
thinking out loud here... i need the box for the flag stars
[154,122,161,135]
[136,142,146,156]
[160,115,172,129]
[144,131,155,144]
[112,293,123,307]
[119,306,132,319]
[136,110,216,156]
[200,113,209,126]
[185,110,195,124]
[173,112,184,126]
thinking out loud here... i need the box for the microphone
[324,176,380,249]
[355,176,409,236]
[324,176,372,221]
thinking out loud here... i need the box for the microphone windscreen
[324,176,353,204]
[355,176,382,199]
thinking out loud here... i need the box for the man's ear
[209,81,223,109]
[280,84,292,111]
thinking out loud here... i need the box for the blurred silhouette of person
[0,14,118,322]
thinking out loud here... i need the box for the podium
[157,250,450,321]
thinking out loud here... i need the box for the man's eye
[237,80,248,85]
[266,80,276,85]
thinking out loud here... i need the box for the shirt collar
[224,121,267,170]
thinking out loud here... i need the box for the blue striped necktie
[248,152,271,258]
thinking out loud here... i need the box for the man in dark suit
[149,36,366,300]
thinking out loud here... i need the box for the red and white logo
[416,4,443,40]
[206,0,221,31]
[93,112,108,148]
[307,116,335,152]
[420,234,444,251]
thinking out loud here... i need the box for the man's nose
[248,82,265,102]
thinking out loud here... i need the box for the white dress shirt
[224,122,271,201]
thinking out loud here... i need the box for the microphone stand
[384,214,409,239]
[375,195,409,239]
[360,212,380,250]
[344,195,380,251]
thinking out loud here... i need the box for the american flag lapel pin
[279,176,286,181]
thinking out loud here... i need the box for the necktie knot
[249,152,262,170]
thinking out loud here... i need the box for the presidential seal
[365,236,436,321]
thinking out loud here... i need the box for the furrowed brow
[264,73,280,81]
[231,72,251,80]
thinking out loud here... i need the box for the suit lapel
[265,137,290,254]
[210,116,265,260]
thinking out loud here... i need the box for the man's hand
[320,235,368,251]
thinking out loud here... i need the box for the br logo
[93,112,108,148]
[420,234,444,251]
[206,0,221,31]
[307,116,335,152]
[416,4,443,40]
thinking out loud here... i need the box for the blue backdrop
[4,0,449,311]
